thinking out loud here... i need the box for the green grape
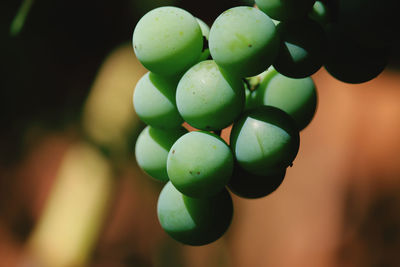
[135,126,187,182]
[167,131,233,198]
[230,106,300,176]
[196,18,211,62]
[309,1,331,27]
[228,164,286,199]
[157,182,233,246]
[273,18,327,78]
[209,6,279,78]
[132,6,203,76]
[255,0,316,21]
[252,71,317,130]
[196,18,210,38]
[176,60,244,131]
[244,84,254,111]
[336,0,398,48]
[271,18,280,26]
[133,72,183,129]
[324,27,389,84]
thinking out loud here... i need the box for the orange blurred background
[1,0,400,266]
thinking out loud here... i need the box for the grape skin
[324,27,389,84]
[135,126,187,182]
[167,131,233,198]
[273,18,327,78]
[252,72,318,130]
[230,106,300,176]
[176,60,244,131]
[132,6,203,76]
[196,18,210,39]
[209,6,279,78]
[244,84,253,111]
[196,18,211,62]
[133,72,183,129]
[309,1,330,27]
[336,0,398,48]
[228,164,286,199]
[157,182,233,246]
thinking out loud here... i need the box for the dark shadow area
[228,163,286,199]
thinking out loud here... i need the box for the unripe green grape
[209,6,279,78]
[324,27,389,84]
[132,6,203,76]
[252,72,317,130]
[135,126,187,182]
[309,1,331,27]
[273,18,327,78]
[196,18,211,62]
[336,0,398,48]
[167,131,233,198]
[230,106,300,176]
[176,60,244,131]
[255,0,316,21]
[157,182,233,246]
[196,18,210,39]
[272,18,280,26]
[244,84,254,111]
[133,72,183,129]
[228,165,286,199]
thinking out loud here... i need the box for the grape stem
[10,0,35,36]
[243,76,261,91]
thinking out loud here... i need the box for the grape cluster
[132,1,390,246]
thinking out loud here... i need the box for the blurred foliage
[1,0,137,164]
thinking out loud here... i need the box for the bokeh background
[1,0,400,266]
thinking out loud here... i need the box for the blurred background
[1,0,400,266]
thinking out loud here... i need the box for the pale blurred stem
[243,71,266,91]
[243,77,258,91]
[27,143,117,267]
[10,0,34,36]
